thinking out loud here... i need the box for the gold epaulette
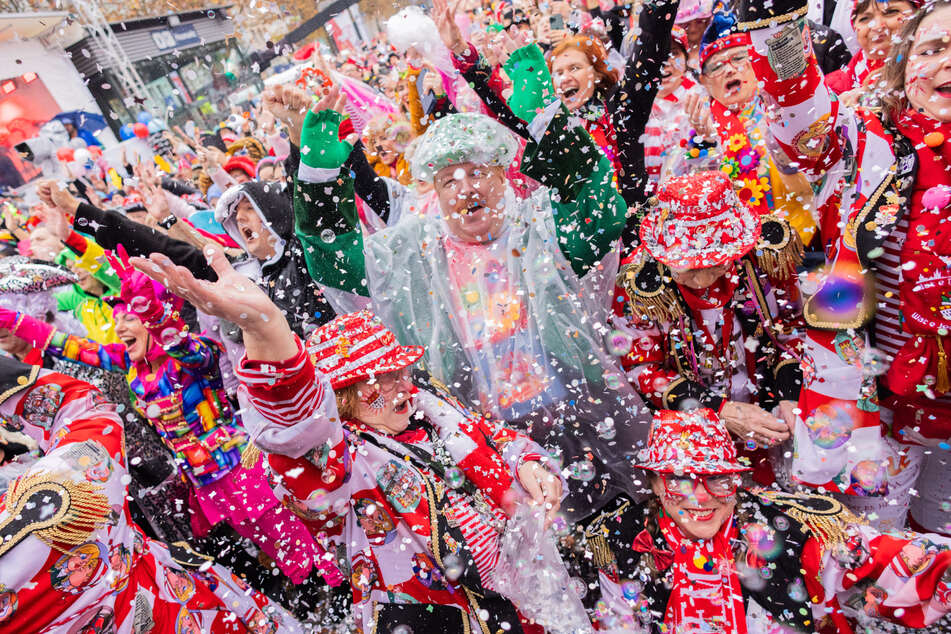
[754,215,804,281]
[582,498,632,569]
[616,249,682,323]
[240,442,262,469]
[752,488,864,551]
[0,471,110,556]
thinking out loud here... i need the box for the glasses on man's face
[368,367,413,393]
[705,52,751,78]
[662,474,739,500]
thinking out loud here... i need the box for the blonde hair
[335,383,361,419]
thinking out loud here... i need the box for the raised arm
[0,308,129,373]
[611,0,681,210]
[520,103,628,276]
[343,140,392,221]
[130,245,348,475]
[738,2,843,179]
[294,94,369,296]
[37,180,215,281]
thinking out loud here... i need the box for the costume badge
[21,383,63,430]
[376,460,423,513]
[765,21,808,81]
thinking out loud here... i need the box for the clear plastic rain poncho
[364,184,649,516]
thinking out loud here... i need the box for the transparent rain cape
[364,186,649,516]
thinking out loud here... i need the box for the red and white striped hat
[306,310,425,390]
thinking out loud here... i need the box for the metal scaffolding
[68,0,151,110]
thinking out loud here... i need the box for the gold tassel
[755,222,804,280]
[936,336,950,395]
[587,534,616,569]
[617,263,683,323]
[240,443,262,469]
[1,471,110,556]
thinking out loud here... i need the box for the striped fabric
[240,351,325,428]
[643,78,695,184]
[446,488,504,587]
[874,217,910,359]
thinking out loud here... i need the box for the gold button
[16,375,28,385]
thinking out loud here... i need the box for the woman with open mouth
[826,0,920,103]
[577,407,951,632]
[127,243,572,633]
[440,0,682,243]
[740,0,951,537]
[0,247,339,591]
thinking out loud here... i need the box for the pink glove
[0,308,55,349]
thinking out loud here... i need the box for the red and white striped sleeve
[746,20,843,179]
[236,336,342,460]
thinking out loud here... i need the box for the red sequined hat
[700,32,750,68]
[636,408,751,475]
[306,310,425,390]
[639,170,761,270]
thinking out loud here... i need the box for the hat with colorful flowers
[636,408,751,475]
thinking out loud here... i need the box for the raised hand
[433,0,468,56]
[262,84,318,147]
[685,91,716,141]
[33,204,70,242]
[104,245,170,328]
[300,84,355,170]
[130,244,297,362]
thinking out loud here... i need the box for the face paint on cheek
[363,389,385,411]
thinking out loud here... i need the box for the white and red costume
[236,311,564,633]
[743,5,951,532]
[0,359,303,633]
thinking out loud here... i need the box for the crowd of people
[0,0,950,631]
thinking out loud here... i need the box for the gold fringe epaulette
[0,471,110,556]
[754,216,804,280]
[240,443,262,469]
[753,489,864,552]
[616,249,683,323]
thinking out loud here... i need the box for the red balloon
[88,146,103,158]
[132,122,149,139]
[55,147,75,162]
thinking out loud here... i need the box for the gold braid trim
[755,489,864,554]
[0,365,39,406]
[0,471,110,556]
[226,137,267,161]
[754,216,804,280]
[616,258,682,323]
[240,442,262,469]
[736,5,808,31]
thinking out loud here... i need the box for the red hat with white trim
[639,170,760,270]
[306,310,425,390]
[636,408,751,475]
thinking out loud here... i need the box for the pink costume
[0,271,340,585]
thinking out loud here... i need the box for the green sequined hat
[410,113,519,183]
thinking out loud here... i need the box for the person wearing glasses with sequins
[576,407,951,633]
